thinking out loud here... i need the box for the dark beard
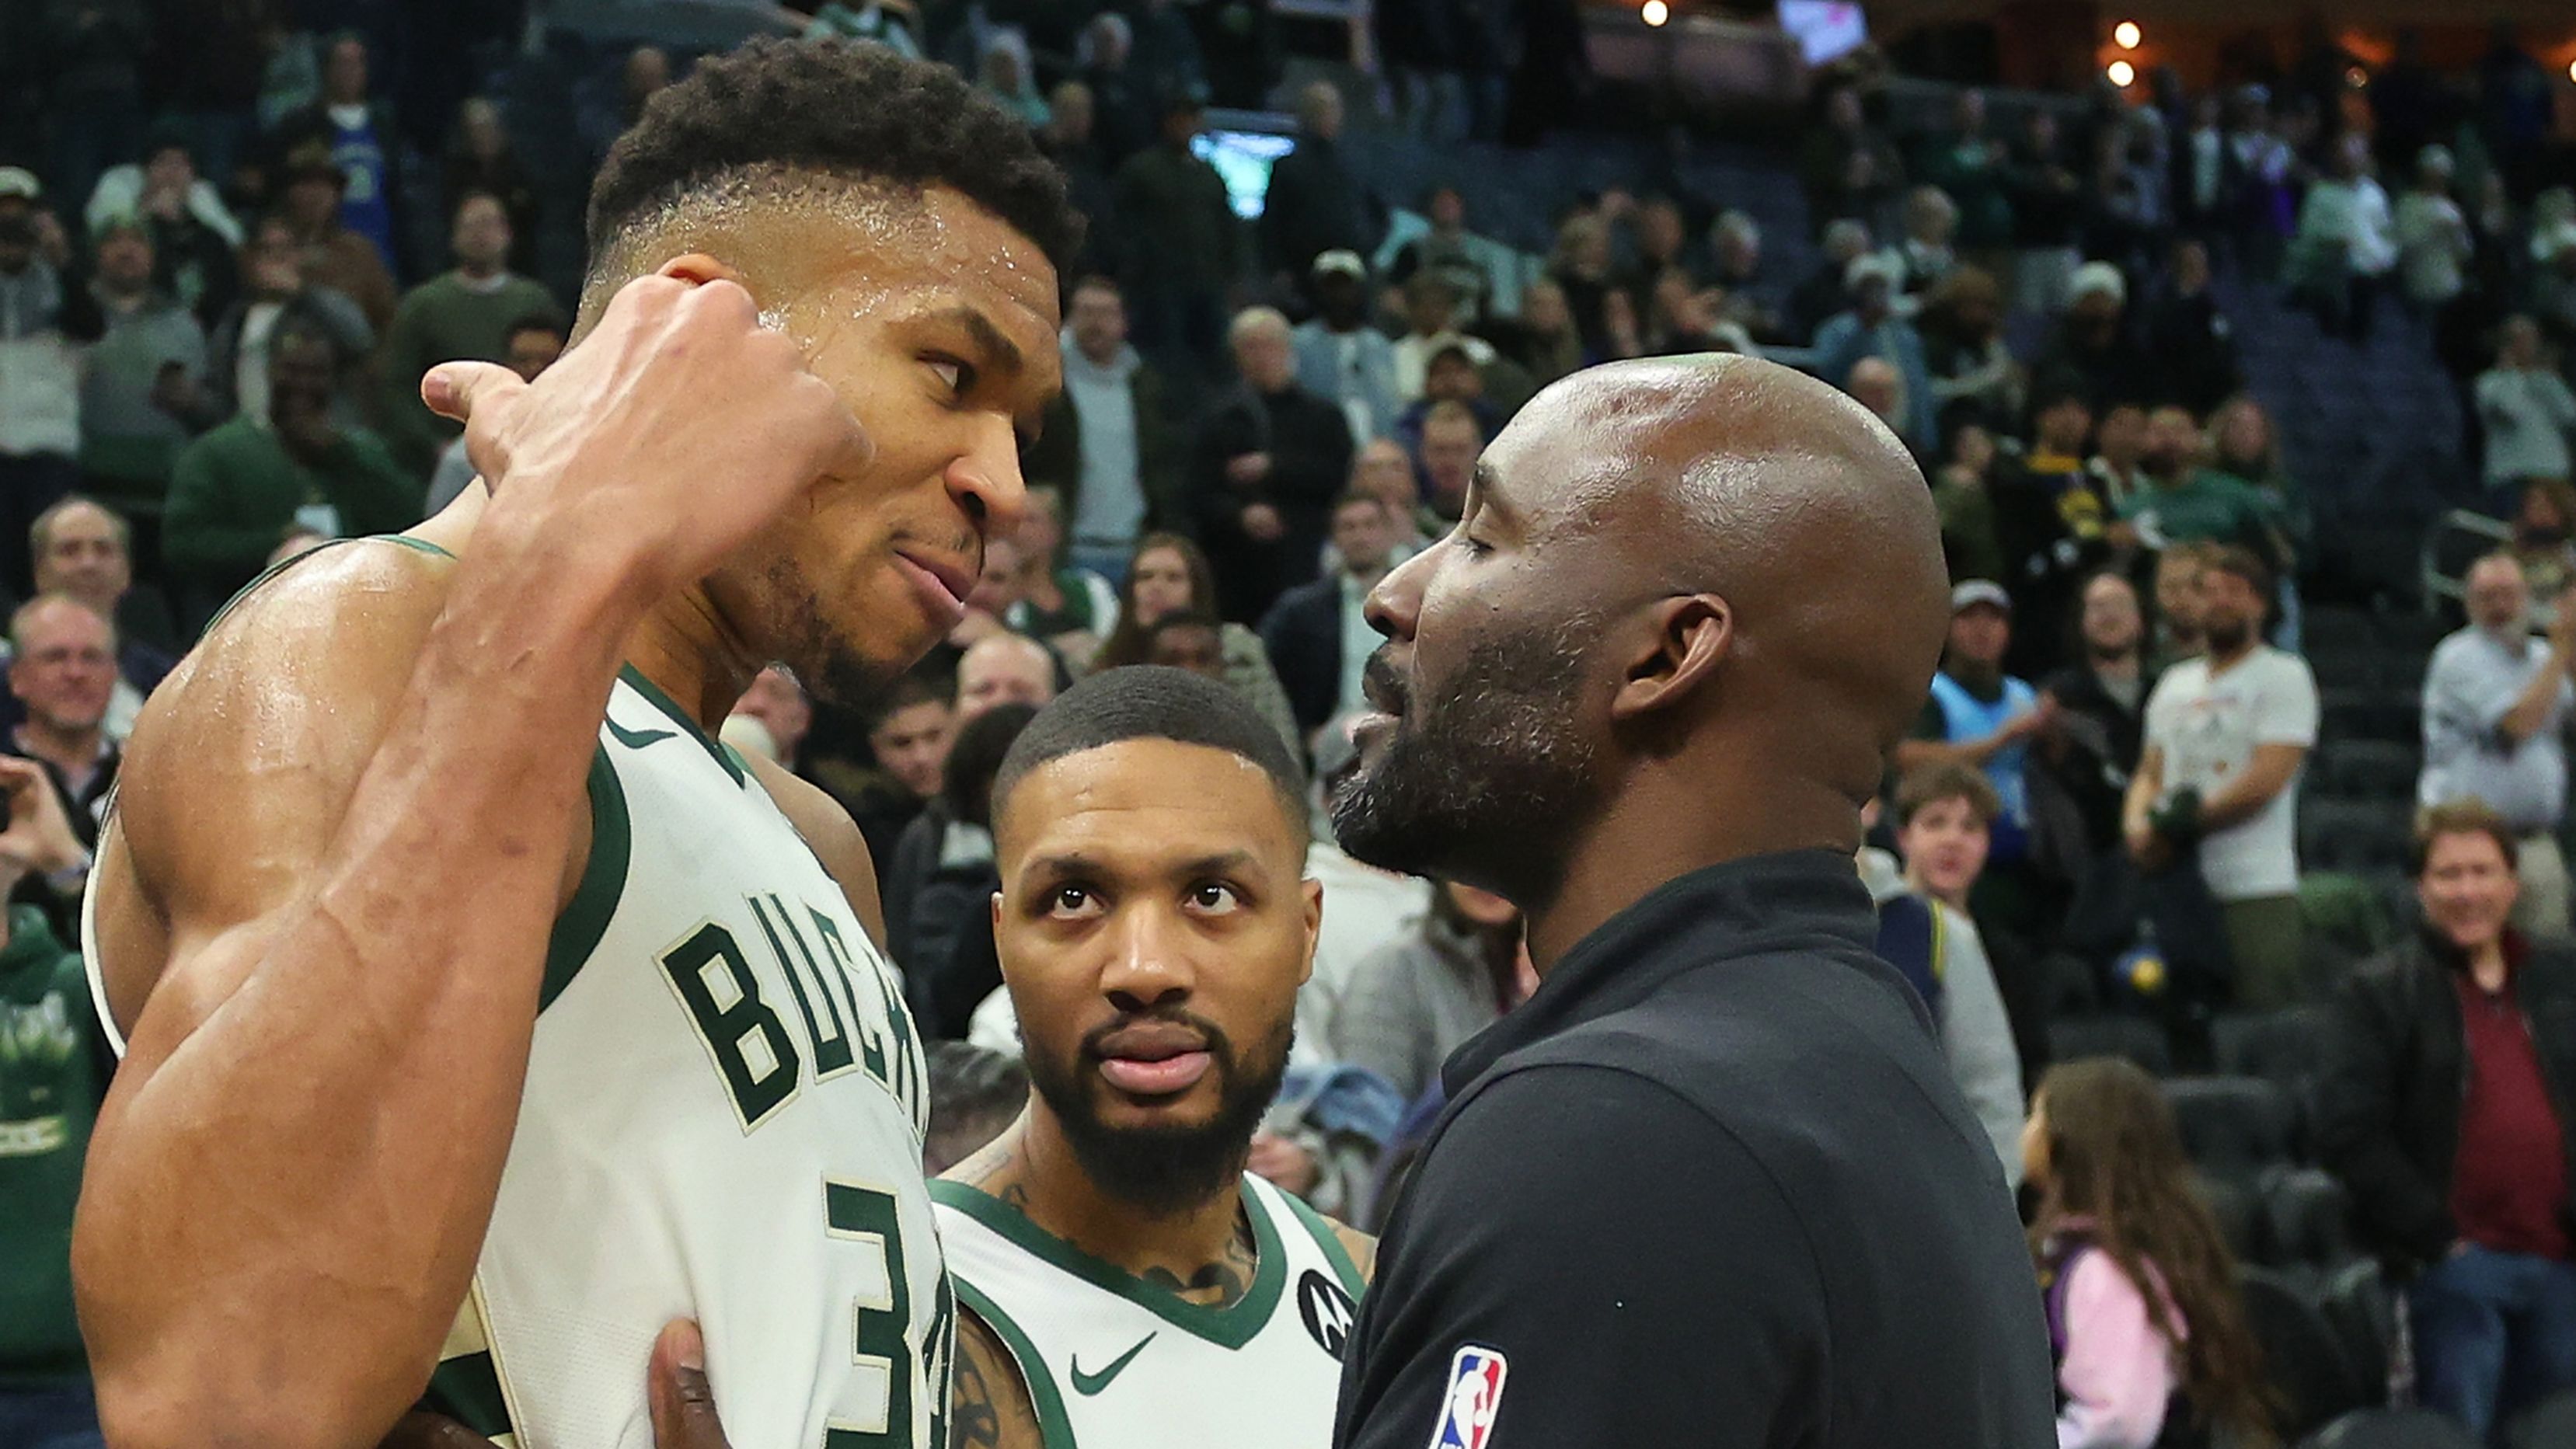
[766,558,905,710]
[2203,618,2253,654]
[1329,618,1600,902]
[1023,1010,1293,1220]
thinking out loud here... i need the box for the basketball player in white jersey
[938,667,1375,1449]
[69,39,1078,1449]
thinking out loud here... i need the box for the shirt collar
[1441,849,1881,1095]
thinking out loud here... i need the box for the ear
[1608,594,1732,724]
[1298,876,1323,989]
[989,889,1005,937]
[657,252,746,290]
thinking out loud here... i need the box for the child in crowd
[2024,1059,2275,1449]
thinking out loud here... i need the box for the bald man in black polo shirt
[1326,354,2055,1447]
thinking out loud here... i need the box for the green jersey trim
[424,1351,514,1440]
[539,747,629,1012]
[1274,1184,1365,1298]
[929,1179,1288,1350]
[616,664,747,786]
[951,1277,1078,1449]
[380,533,458,559]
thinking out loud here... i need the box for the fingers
[420,361,525,425]
[647,1319,731,1449]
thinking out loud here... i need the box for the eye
[925,355,976,397]
[1045,885,1101,919]
[1187,883,1243,914]
[1457,531,1494,558]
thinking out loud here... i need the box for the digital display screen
[1190,129,1299,220]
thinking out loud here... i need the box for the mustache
[1361,646,1409,713]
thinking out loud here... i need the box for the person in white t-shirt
[2125,545,2319,1009]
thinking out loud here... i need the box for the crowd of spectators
[10,4,2576,1447]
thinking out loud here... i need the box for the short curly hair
[585,39,1081,280]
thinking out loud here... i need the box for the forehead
[51,508,116,543]
[967,644,1049,681]
[999,740,1297,867]
[2428,830,2508,866]
[767,183,1060,354]
[22,608,106,648]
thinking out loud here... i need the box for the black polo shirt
[1333,850,2056,1449]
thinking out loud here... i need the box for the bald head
[957,632,1056,720]
[1330,353,1947,912]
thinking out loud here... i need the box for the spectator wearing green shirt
[374,191,559,478]
[164,321,420,623]
[2116,406,2285,576]
[0,753,111,1449]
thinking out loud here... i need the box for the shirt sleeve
[1337,1065,1828,1449]
[1934,908,2026,1188]
[2254,656,2320,747]
[2053,1253,2177,1449]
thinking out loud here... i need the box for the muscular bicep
[102,545,588,1064]
[950,1308,1044,1449]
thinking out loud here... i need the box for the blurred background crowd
[9,1,2576,1446]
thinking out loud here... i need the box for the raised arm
[74,273,871,1449]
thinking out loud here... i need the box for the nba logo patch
[1425,1344,1508,1449]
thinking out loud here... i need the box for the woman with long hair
[2024,1060,2274,1449]
[1093,533,1299,749]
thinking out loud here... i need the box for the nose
[1098,905,1195,1013]
[1363,538,1438,643]
[946,414,1029,545]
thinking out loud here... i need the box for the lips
[1093,1022,1215,1098]
[891,549,974,629]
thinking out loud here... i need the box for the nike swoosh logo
[605,719,677,750]
[1070,1332,1156,1396]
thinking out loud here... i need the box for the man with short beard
[2125,545,2319,1011]
[2041,569,2159,853]
[935,667,1373,1449]
[1325,354,2051,1447]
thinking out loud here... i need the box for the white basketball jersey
[931,1174,1362,1449]
[422,668,949,1449]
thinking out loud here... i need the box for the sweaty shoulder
[96,536,589,1036]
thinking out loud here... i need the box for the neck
[98,281,147,310]
[625,590,762,733]
[1078,340,1120,366]
[1523,765,1856,971]
[1002,1109,1248,1284]
[456,260,503,282]
[1903,866,1967,910]
[1948,658,2002,691]
[1344,560,1389,591]
[2205,633,2256,669]
[2470,938,2511,992]
[15,717,99,775]
[2090,647,2139,677]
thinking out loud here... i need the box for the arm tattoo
[952,1308,1044,1449]
[950,1336,1002,1449]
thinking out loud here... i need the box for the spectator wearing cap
[2421,552,2576,938]
[1389,272,1496,404]
[269,32,401,273]
[1294,250,1400,445]
[274,140,396,333]
[2316,799,2576,1444]
[2395,145,2474,319]
[376,190,560,477]
[1022,274,1180,583]
[1394,343,1503,473]
[82,125,242,321]
[2480,316,2576,495]
[204,213,375,427]
[1260,82,1375,284]
[0,170,85,599]
[2125,545,2318,1009]
[1812,252,1935,453]
[163,316,418,619]
[1386,185,1512,326]
[77,217,218,575]
[1190,306,1352,623]
[2032,262,2152,414]
[1110,85,1237,374]
[1897,582,2051,913]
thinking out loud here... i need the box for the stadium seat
[2298,1409,2481,1448]
[2316,1259,2396,1410]
[2508,1388,2576,1449]
[2037,951,2102,1019]
[2048,1015,2173,1077]
[2243,1266,2375,1440]
[2261,1166,2362,1276]
[2302,802,2417,879]
[2316,740,2423,802]
[2320,691,2422,747]
[2166,1078,2300,1185]
[2212,1005,2337,1091]
[2196,1173,2265,1265]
